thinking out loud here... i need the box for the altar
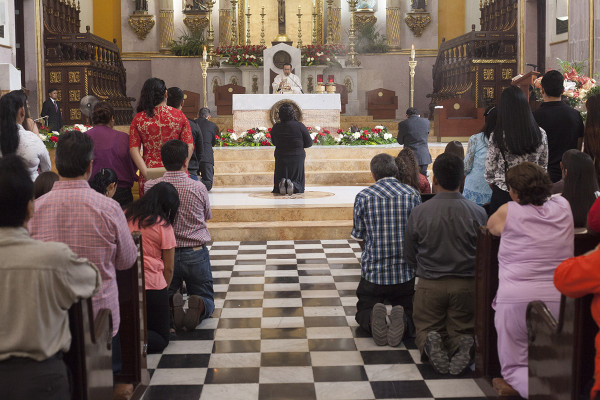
[232,94,341,133]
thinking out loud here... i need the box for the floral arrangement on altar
[214,126,395,147]
[301,44,347,67]
[214,45,266,68]
[38,125,60,149]
[533,59,598,110]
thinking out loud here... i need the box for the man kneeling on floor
[404,153,487,375]
[145,140,214,331]
[351,153,421,346]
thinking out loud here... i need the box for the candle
[248,6,250,13]
[328,75,334,83]
[317,74,323,83]
[203,46,207,62]
[262,5,264,14]
[411,44,415,60]
[298,5,301,13]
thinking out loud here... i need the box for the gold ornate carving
[68,71,80,83]
[183,12,209,36]
[230,77,238,85]
[159,10,174,52]
[270,100,303,125]
[128,13,155,41]
[405,12,431,37]
[332,8,342,44]
[316,0,324,44]
[49,71,62,83]
[483,87,494,100]
[227,87,233,93]
[386,7,402,50]
[344,77,353,94]
[378,91,383,97]
[483,68,494,81]
[453,103,460,110]
[70,108,82,120]
[354,10,376,31]
[502,68,513,80]
[471,59,516,64]
[273,50,292,69]
[69,90,81,102]
[219,9,232,48]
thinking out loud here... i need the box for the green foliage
[355,22,388,54]
[557,58,587,75]
[169,31,206,56]
[584,84,600,101]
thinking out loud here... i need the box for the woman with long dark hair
[560,151,599,228]
[396,147,430,193]
[584,93,600,185]
[0,91,51,180]
[129,78,193,194]
[87,102,138,206]
[125,182,179,353]
[464,105,496,205]
[15,90,39,134]
[89,167,118,198]
[485,86,548,215]
[270,103,313,194]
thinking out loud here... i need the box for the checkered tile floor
[143,240,486,400]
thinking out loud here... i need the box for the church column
[387,0,402,50]
[159,0,175,53]
[219,0,233,46]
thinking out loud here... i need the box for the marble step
[208,219,354,242]
[211,205,353,223]
[214,145,402,162]
[215,159,372,173]
[213,170,373,187]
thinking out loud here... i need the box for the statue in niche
[135,0,148,12]
[410,0,427,11]
[184,0,208,12]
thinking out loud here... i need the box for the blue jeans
[170,246,215,320]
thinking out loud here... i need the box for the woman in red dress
[129,78,193,194]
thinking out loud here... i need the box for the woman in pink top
[125,182,179,353]
[488,162,574,398]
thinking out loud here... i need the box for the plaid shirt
[351,177,421,285]
[29,180,137,337]
[145,171,212,247]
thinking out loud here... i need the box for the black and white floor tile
[143,240,486,400]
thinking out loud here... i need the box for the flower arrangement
[214,45,266,68]
[301,44,347,67]
[533,59,598,109]
[61,124,92,134]
[38,125,60,149]
[215,126,395,147]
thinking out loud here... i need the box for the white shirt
[1,124,52,181]
[272,73,302,94]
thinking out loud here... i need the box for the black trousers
[355,277,415,335]
[146,288,170,353]
[0,354,70,399]
[487,184,512,216]
[113,187,133,208]
[199,162,214,191]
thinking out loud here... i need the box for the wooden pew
[474,227,599,399]
[527,233,599,400]
[64,300,113,400]
[115,232,149,400]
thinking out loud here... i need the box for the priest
[272,63,303,94]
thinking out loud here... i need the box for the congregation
[1,68,600,400]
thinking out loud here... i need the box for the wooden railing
[480,0,518,32]
[42,0,81,34]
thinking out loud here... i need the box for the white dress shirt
[2,124,52,181]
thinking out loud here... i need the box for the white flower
[383,133,392,140]
[352,132,361,139]
[38,134,48,141]
[258,126,267,131]
[316,52,323,56]
[375,125,384,130]
[52,131,60,135]
[334,136,342,142]
[230,133,238,141]
[240,131,247,138]
[326,57,330,62]
[314,126,321,131]
[310,132,318,140]
[564,81,577,91]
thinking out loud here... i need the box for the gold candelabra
[312,6,317,45]
[297,6,303,48]
[326,0,334,44]
[207,0,217,65]
[230,0,238,45]
[245,6,251,45]
[408,46,417,107]
[345,0,360,66]
[201,49,209,108]
[260,6,266,46]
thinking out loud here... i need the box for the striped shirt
[351,177,421,285]
[29,180,137,337]
[145,171,212,247]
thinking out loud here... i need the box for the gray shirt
[404,192,488,279]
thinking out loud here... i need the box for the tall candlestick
[203,46,207,62]
[411,44,415,60]
[260,6,266,46]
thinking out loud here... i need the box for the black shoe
[370,303,388,346]
[286,179,294,195]
[278,178,286,195]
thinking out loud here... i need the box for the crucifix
[277,0,286,34]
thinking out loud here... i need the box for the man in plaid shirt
[351,153,421,347]
[145,140,214,331]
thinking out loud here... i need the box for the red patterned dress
[129,105,193,194]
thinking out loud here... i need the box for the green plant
[557,58,587,76]
[355,22,388,54]
[169,31,206,56]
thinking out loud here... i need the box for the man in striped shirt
[351,153,421,347]
[145,140,214,331]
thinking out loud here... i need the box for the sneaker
[171,292,185,330]
[370,303,388,346]
[286,179,294,195]
[387,305,405,347]
[449,335,474,375]
[278,178,287,195]
[424,331,449,374]
[183,295,205,331]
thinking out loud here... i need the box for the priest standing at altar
[273,63,303,94]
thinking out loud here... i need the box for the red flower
[223,143,228,146]
[266,133,271,138]
[268,128,272,132]
[50,136,59,142]
[216,135,221,140]
[248,129,255,134]
[337,129,343,134]
[362,137,367,140]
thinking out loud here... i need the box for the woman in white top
[0,91,51,180]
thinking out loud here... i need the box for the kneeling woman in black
[271,103,313,194]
